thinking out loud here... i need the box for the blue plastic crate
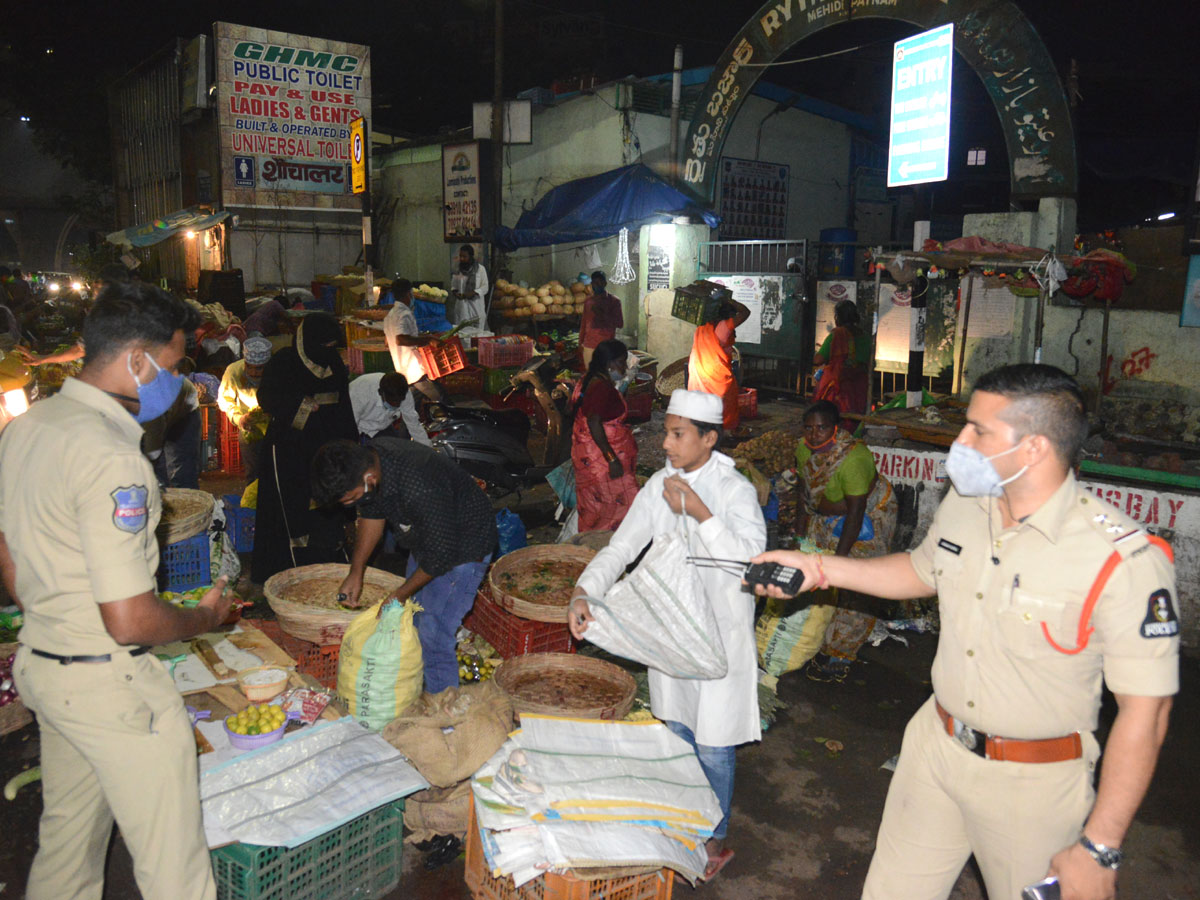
[222,494,256,554]
[158,532,211,592]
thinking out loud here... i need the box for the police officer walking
[749,364,1178,900]
[0,282,233,900]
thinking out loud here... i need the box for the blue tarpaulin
[494,164,718,251]
[107,206,230,250]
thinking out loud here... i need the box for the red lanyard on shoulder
[1041,534,1173,655]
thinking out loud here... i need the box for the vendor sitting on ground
[569,390,766,882]
[349,372,430,445]
[570,338,638,532]
[313,437,497,695]
[218,335,272,482]
[793,400,898,682]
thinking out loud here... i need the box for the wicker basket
[0,643,33,736]
[655,357,689,400]
[488,545,596,624]
[157,488,215,544]
[493,652,636,721]
[351,307,390,321]
[264,564,406,644]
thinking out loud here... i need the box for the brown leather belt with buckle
[935,700,1082,763]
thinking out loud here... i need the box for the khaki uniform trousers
[862,697,1100,900]
[14,646,216,900]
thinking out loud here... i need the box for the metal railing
[698,239,807,276]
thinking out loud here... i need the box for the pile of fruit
[734,429,798,476]
[414,283,449,302]
[493,278,589,319]
[225,702,287,736]
[458,649,499,683]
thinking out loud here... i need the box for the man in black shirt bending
[313,437,497,694]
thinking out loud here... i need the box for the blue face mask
[609,367,631,393]
[127,351,185,423]
[944,440,1028,497]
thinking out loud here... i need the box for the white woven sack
[584,525,727,679]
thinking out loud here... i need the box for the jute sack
[381,679,514,788]
[403,781,472,843]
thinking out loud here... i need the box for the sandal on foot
[701,848,735,881]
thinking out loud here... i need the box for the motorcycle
[425,353,573,495]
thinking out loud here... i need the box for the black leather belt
[30,647,151,665]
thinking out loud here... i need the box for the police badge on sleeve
[111,485,149,534]
[1140,589,1179,639]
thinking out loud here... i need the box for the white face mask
[944,439,1028,497]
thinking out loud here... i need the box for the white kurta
[450,264,489,327]
[380,303,428,385]
[575,451,766,747]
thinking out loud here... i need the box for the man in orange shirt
[688,295,750,430]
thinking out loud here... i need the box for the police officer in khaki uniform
[0,282,233,900]
[750,364,1178,900]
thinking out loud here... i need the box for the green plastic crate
[362,348,393,375]
[211,800,403,900]
[483,366,520,396]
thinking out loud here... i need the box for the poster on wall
[647,240,672,291]
[718,157,789,240]
[214,23,370,208]
[708,275,772,344]
[442,142,483,242]
[814,280,857,352]
[960,279,1017,338]
[1182,257,1200,326]
[875,282,912,365]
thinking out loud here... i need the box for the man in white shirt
[381,278,445,403]
[349,372,430,445]
[449,245,488,327]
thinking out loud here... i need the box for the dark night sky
[1,0,1196,228]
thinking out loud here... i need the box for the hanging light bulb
[610,227,635,285]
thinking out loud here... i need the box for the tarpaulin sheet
[107,206,230,249]
[494,164,719,251]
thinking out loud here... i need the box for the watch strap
[1078,834,1123,869]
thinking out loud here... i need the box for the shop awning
[107,207,230,250]
[493,164,718,252]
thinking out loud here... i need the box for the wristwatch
[1079,834,1124,870]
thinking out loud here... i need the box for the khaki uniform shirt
[909,472,1178,741]
[0,378,161,655]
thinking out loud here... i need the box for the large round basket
[655,357,689,400]
[0,643,33,736]
[264,563,405,645]
[157,489,215,544]
[351,307,390,321]
[494,652,636,721]
[488,545,596,624]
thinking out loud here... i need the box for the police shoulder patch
[1140,589,1179,639]
[111,485,149,534]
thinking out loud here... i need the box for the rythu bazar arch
[682,0,1076,205]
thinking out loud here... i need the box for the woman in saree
[814,299,870,415]
[570,339,639,533]
[793,400,898,681]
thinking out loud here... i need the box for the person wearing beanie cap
[570,387,766,881]
[217,338,274,482]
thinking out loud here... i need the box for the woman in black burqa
[251,313,358,583]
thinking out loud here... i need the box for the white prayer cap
[666,389,724,424]
[243,336,272,365]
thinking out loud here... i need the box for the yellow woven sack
[337,600,424,731]
[756,594,837,677]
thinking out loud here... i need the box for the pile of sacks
[471,715,721,885]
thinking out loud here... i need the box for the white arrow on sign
[899,160,939,179]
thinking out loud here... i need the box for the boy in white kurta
[570,390,766,881]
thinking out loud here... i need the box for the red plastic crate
[251,619,340,688]
[417,336,467,379]
[737,387,758,420]
[219,414,244,475]
[463,588,575,659]
[477,336,535,369]
[346,346,364,375]
[439,363,485,398]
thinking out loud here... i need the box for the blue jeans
[666,720,736,840]
[407,553,491,694]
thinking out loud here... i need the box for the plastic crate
[346,346,364,375]
[158,532,211,593]
[440,364,486,398]
[201,406,221,472]
[219,415,243,475]
[222,494,256,553]
[465,804,673,900]
[483,367,520,396]
[211,799,403,900]
[295,643,340,690]
[463,588,575,659]
[417,336,467,379]
[737,387,759,420]
[478,336,535,369]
